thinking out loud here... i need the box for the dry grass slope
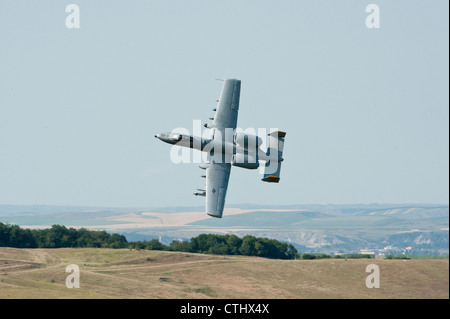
[0,247,448,299]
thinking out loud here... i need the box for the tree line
[164,233,297,259]
[0,223,127,249]
[0,223,297,260]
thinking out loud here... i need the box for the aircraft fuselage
[154,132,280,164]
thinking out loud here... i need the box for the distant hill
[0,203,448,255]
[189,210,332,228]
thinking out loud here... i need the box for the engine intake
[234,132,263,148]
[231,153,259,169]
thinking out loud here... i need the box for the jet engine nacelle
[231,153,259,169]
[233,132,263,149]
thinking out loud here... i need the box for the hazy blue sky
[0,1,448,207]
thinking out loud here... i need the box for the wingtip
[207,213,223,218]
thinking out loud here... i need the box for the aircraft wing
[205,162,231,218]
[213,79,241,132]
[201,79,240,218]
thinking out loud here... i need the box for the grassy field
[0,247,448,299]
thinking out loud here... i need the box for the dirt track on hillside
[0,247,448,299]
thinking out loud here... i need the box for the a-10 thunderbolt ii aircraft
[155,79,286,218]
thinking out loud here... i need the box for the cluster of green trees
[0,223,127,249]
[84,233,298,260]
[168,233,297,260]
[384,255,411,260]
[0,223,297,260]
[297,253,373,260]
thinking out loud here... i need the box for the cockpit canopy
[159,133,182,141]
[155,132,194,145]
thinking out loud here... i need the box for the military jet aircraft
[155,79,286,218]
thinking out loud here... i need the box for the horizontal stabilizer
[262,130,286,183]
[261,175,280,183]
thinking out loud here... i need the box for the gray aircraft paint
[156,79,286,218]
